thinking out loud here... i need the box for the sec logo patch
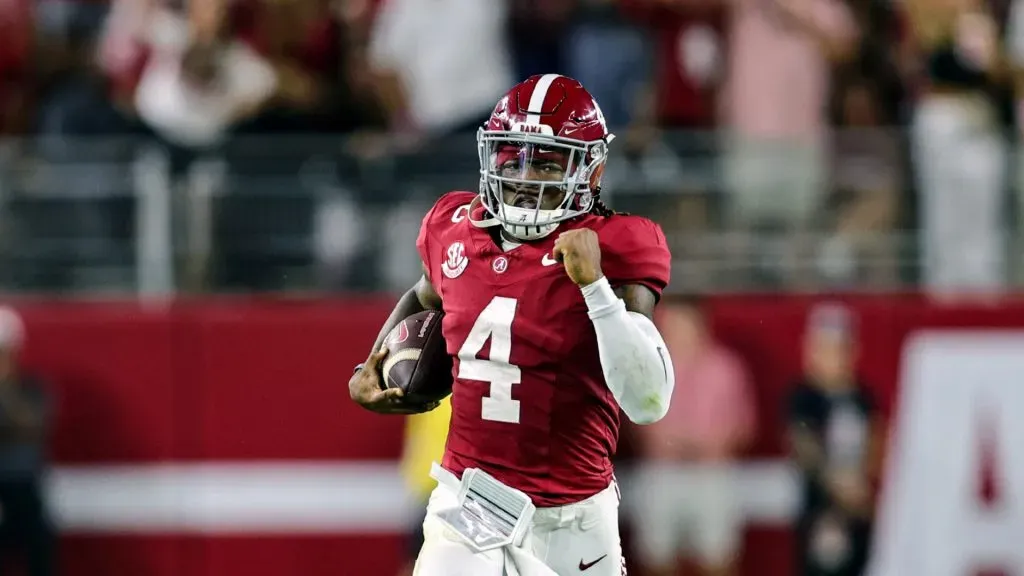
[442,242,468,279]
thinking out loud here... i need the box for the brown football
[380,309,453,404]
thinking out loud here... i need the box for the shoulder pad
[417,191,477,285]
[597,215,671,298]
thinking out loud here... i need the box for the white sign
[870,331,1024,576]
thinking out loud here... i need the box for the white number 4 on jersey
[457,297,522,424]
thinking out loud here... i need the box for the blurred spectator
[622,0,725,133]
[134,6,278,151]
[184,0,393,292]
[1005,0,1024,280]
[630,296,756,576]
[0,0,32,135]
[396,396,451,576]
[96,0,153,113]
[566,0,650,132]
[721,0,858,285]
[226,0,366,135]
[508,0,573,83]
[130,2,279,292]
[907,0,1009,295]
[358,0,514,293]
[36,0,152,146]
[34,0,112,89]
[367,0,513,140]
[0,308,55,576]
[839,0,907,125]
[818,78,903,288]
[330,1,392,136]
[85,0,367,144]
[785,303,880,576]
[615,0,725,274]
[618,0,724,179]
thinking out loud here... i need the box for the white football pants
[412,466,625,576]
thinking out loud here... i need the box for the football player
[349,74,674,576]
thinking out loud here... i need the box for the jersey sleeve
[416,191,477,286]
[600,216,672,298]
[416,204,438,286]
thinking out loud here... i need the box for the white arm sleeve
[582,277,675,425]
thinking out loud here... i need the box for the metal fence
[0,129,966,295]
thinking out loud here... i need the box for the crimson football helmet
[474,74,614,241]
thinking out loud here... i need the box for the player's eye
[535,163,563,174]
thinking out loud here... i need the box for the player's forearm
[365,275,442,361]
[582,278,674,425]
[366,289,426,361]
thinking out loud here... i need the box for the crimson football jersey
[416,191,671,506]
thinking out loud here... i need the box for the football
[380,309,453,404]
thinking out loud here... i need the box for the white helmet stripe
[524,74,561,125]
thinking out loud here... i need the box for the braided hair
[591,189,628,217]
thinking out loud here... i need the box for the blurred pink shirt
[640,343,756,462]
[722,0,856,142]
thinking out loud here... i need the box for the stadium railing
[0,128,1000,295]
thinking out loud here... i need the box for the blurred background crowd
[0,0,1020,575]
[0,0,1019,296]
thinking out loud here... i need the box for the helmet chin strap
[467,196,561,241]
[499,204,563,241]
[500,220,560,242]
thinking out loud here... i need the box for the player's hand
[552,229,604,286]
[349,346,439,415]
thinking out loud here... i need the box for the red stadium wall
[10,295,1024,576]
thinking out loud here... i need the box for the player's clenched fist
[349,346,438,415]
[553,229,604,286]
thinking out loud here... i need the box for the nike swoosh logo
[578,555,607,571]
[656,346,669,381]
[541,254,559,267]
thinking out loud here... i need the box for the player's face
[494,143,569,211]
